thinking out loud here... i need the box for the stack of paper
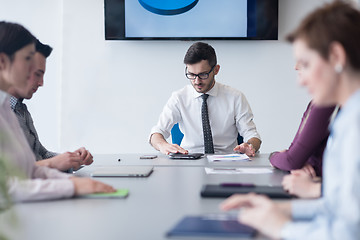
[207,153,250,162]
[205,167,273,175]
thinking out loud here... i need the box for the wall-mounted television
[104,0,278,40]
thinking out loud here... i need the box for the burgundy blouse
[270,102,336,176]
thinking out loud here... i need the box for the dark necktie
[15,101,26,118]
[201,94,214,154]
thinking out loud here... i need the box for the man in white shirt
[150,42,261,155]
[7,39,93,172]
[0,21,115,202]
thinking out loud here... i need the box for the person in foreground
[150,42,261,156]
[220,1,360,239]
[0,21,115,202]
[271,61,337,198]
[7,39,93,172]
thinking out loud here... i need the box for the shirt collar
[338,89,360,117]
[330,89,360,131]
[342,89,360,111]
[0,89,10,107]
[9,95,22,111]
[191,81,219,99]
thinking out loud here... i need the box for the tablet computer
[91,166,154,177]
[167,214,256,238]
[168,153,204,160]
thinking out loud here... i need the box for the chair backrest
[171,123,243,146]
[171,123,184,145]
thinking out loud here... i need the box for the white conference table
[0,153,289,240]
[90,153,274,167]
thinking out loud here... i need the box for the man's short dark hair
[0,21,35,60]
[35,39,52,58]
[183,42,217,67]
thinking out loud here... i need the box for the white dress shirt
[281,89,360,239]
[150,82,261,153]
[0,90,74,202]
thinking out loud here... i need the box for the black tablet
[168,153,204,160]
[200,184,294,199]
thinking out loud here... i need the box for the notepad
[79,189,129,199]
[205,167,273,175]
[207,153,250,162]
[167,214,256,238]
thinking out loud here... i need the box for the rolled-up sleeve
[235,94,261,142]
[149,92,181,142]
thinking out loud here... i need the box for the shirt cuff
[281,221,310,240]
[291,198,323,220]
[281,221,294,239]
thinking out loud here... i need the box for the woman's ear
[329,42,347,72]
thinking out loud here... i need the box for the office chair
[171,123,243,145]
[171,123,184,145]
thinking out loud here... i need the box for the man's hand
[220,193,290,239]
[36,152,83,171]
[74,147,94,166]
[36,147,94,171]
[158,142,188,155]
[70,177,116,196]
[150,133,188,155]
[282,170,321,198]
[233,143,255,157]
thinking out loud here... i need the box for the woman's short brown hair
[287,0,360,71]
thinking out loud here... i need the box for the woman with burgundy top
[270,61,337,198]
[270,102,336,176]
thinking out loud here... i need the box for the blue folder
[166,215,256,238]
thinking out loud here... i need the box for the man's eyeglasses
[185,65,215,80]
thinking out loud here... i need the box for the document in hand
[207,153,250,162]
[166,214,256,238]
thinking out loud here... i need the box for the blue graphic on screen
[138,0,199,15]
[125,0,247,38]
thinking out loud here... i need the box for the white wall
[0,0,63,151]
[1,0,334,154]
